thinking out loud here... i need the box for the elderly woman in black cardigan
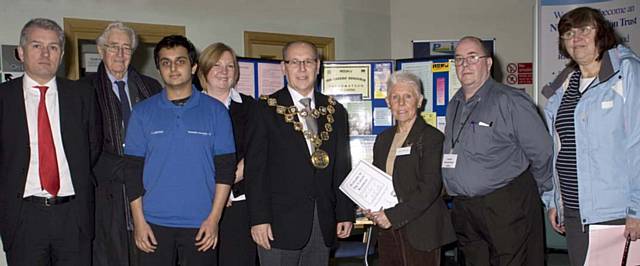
[363,71,455,266]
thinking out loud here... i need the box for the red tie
[35,86,60,197]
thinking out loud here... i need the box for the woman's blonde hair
[197,42,240,91]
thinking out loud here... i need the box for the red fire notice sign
[506,62,533,84]
[518,73,532,84]
[518,63,532,73]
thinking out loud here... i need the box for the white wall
[390,0,537,95]
[0,0,391,60]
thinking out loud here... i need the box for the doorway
[63,18,185,80]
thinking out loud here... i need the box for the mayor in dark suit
[363,71,456,266]
[81,22,161,266]
[245,40,354,266]
[0,18,101,266]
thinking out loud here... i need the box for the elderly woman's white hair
[386,70,423,99]
[96,22,138,50]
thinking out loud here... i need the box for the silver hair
[386,70,423,98]
[96,21,138,50]
[20,18,65,49]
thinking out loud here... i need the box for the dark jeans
[451,170,544,266]
[138,223,217,266]
[377,228,440,266]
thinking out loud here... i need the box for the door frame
[63,17,185,80]
[244,31,335,61]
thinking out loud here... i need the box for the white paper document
[584,225,640,266]
[339,160,398,210]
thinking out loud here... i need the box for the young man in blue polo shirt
[124,35,236,265]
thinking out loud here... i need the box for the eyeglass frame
[560,25,595,40]
[103,44,134,55]
[454,55,489,66]
[283,58,318,68]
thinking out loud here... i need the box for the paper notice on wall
[236,61,256,97]
[374,63,392,99]
[436,116,446,133]
[400,61,433,112]
[373,107,393,127]
[258,62,284,96]
[436,77,446,106]
[83,53,102,73]
[448,59,461,99]
[323,64,371,99]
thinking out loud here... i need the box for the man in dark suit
[245,40,354,266]
[82,21,161,266]
[0,18,101,265]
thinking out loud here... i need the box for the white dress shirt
[221,87,243,108]
[287,86,315,154]
[23,74,75,198]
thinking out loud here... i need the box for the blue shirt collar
[106,70,128,84]
[160,84,200,109]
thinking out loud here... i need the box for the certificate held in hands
[339,160,398,210]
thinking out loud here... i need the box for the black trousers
[138,223,217,266]
[217,200,257,266]
[377,228,440,266]
[93,180,137,266]
[5,199,91,266]
[451,170,544,266]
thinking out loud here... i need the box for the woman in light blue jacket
[541,6,640,266]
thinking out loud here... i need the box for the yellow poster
[322,64,371,99]
[432,62,450,73]
[420,112,437,128]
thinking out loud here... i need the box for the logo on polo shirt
[187,130,212,136]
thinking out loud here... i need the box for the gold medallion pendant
[260,95,337,170]
[311,149,330,169]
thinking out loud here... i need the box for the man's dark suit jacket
[372,118,456,251]
[245,88,354,250]
[0,77,101,250]
[82,72,161,158]
[81,72,160,266]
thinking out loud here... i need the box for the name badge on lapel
[396,146,411,156]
